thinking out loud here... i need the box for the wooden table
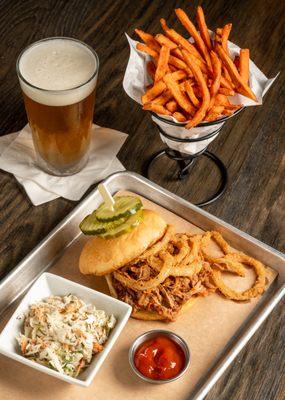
[0,0,284,398]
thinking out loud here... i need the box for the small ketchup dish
[129,330,190,384]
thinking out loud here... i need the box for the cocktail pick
[98,183,115,211]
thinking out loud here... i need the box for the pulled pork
[110,229,266,321]
[111,261,216,322]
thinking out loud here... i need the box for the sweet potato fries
[135,6,256,129]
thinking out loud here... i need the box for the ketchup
[134,335,185,380]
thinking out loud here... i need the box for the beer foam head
[18,38,98,106]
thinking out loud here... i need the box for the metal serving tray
[0,171,284,400]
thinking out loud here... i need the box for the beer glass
[16,37,99,176]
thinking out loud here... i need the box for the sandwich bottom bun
[131,298,196,321]
[79,209,167,276]
[105,274,196,321]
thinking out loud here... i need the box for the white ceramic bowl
[0,272,131,386]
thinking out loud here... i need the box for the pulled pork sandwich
[79,207,215,321]
[79,195,267,322]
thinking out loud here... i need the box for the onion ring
[146,254,163,271]
[170,237,190,264]
[112,228,267,303]
[211,252,266,301]
[189,234,203,262]
[148,233,195,270]
[169,233,203,266]
[171,261,203,277]
[113,251,174,291]
[200,231,246,276]
[201,230,233,262]
[156,234,203,277]
[212,254,246,277]
[136,225,175,261]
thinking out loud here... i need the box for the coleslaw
[17,294,116,377]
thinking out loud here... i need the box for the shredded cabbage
[17,294,116,377]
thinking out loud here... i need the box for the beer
[16,37,99,176]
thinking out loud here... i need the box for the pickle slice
[79,212,126,236]
[95,196,143,222]
[97,209,143,239]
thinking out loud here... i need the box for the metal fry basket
[145,107,244,207]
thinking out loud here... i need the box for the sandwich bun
[79,209,167,276]
[131,300,196,321]
[105,274,196,321]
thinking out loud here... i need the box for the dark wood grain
[0,0,284,399]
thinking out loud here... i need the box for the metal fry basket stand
[145,107,244,207]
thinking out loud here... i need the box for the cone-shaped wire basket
[145,107,244,207]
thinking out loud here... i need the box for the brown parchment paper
[0,192,277,400]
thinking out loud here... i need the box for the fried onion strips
[113,251,173,291]
[113,227,267,302]
[171,261,203,277]
[201,231,246,275]
[212,253,266,301]
[212,254,246,277]
[113,233,204,290]
[135,225,175,261]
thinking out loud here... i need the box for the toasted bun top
[79,209,167,276]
